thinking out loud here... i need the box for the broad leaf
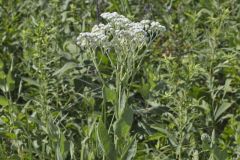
[114,106,133,138]
[63,41,79,54]
[0,96,8,107]
[103,86,116,104]
[212,144,228,160]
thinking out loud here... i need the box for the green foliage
[114,106,133,139]
[0,0,240,159]
[97,121,116,160]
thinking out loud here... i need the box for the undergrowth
[0,0,240,159]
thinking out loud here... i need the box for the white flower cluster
[76,12,166,52]
[101,12,131,28]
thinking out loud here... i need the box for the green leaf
[60,133,66,158]
[147,132,165,141]
[103,86,117,104]
[0,71,6,92]
[223,79,232,96]
[53,62,77,77]
[22,77,40,87]
[2,133,17,139]
[214,102,233,121]
[0,96,9,106]
[138,83,150,99]
[63,41,79,54]
[0,119,4,125]
[198,100,210,113]
[69,141,74,160]
[219,114,233,122]
[151,125,177,147]
[120,91,127,113]
[0,71,5,79]
[0,60,3,69]
[146,99,161,107]
[114,106,133,138]
[121,138,137,160]
[97,51,109,65]
[212,144,228,160]
[33,140,39,149]
[97,121,116,160]
[0,70,15,92]
[56,144,63,160]
[62,0,71,11]
[6,71,15,91]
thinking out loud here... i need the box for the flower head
[76,12,165,52]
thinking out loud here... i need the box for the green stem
[91,50,107,124]
[115,68,120,119]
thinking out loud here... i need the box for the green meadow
[0,0,240,159]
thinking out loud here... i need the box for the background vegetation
[0,0,240,159]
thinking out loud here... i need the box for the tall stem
[91,50,107,124]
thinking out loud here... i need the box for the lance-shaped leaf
[97,121,116,160]
[214,102,233,122]
[121,137,137,160]
[53,62,77,77]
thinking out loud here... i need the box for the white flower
[76,33,90,48]
[77,12,165,52]
[140,20,150,24]
[101,12,122,21]
[91,24,101,33]
[127,22,144,30]
[101,12,131,29]
[150,21,166,33]
[91,23,113,36]
[111,17,131,28]
[140,20,151,30]
[201,133,210,142]
[76,31,108,49]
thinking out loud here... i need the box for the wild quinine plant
[76,12,165,159]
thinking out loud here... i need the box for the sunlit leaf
[214,102,233,121]
[56,144,63,160]
[0,96,8,107]
[6,71,15,91]
[53,62,77,77]
[103,85,117,104]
